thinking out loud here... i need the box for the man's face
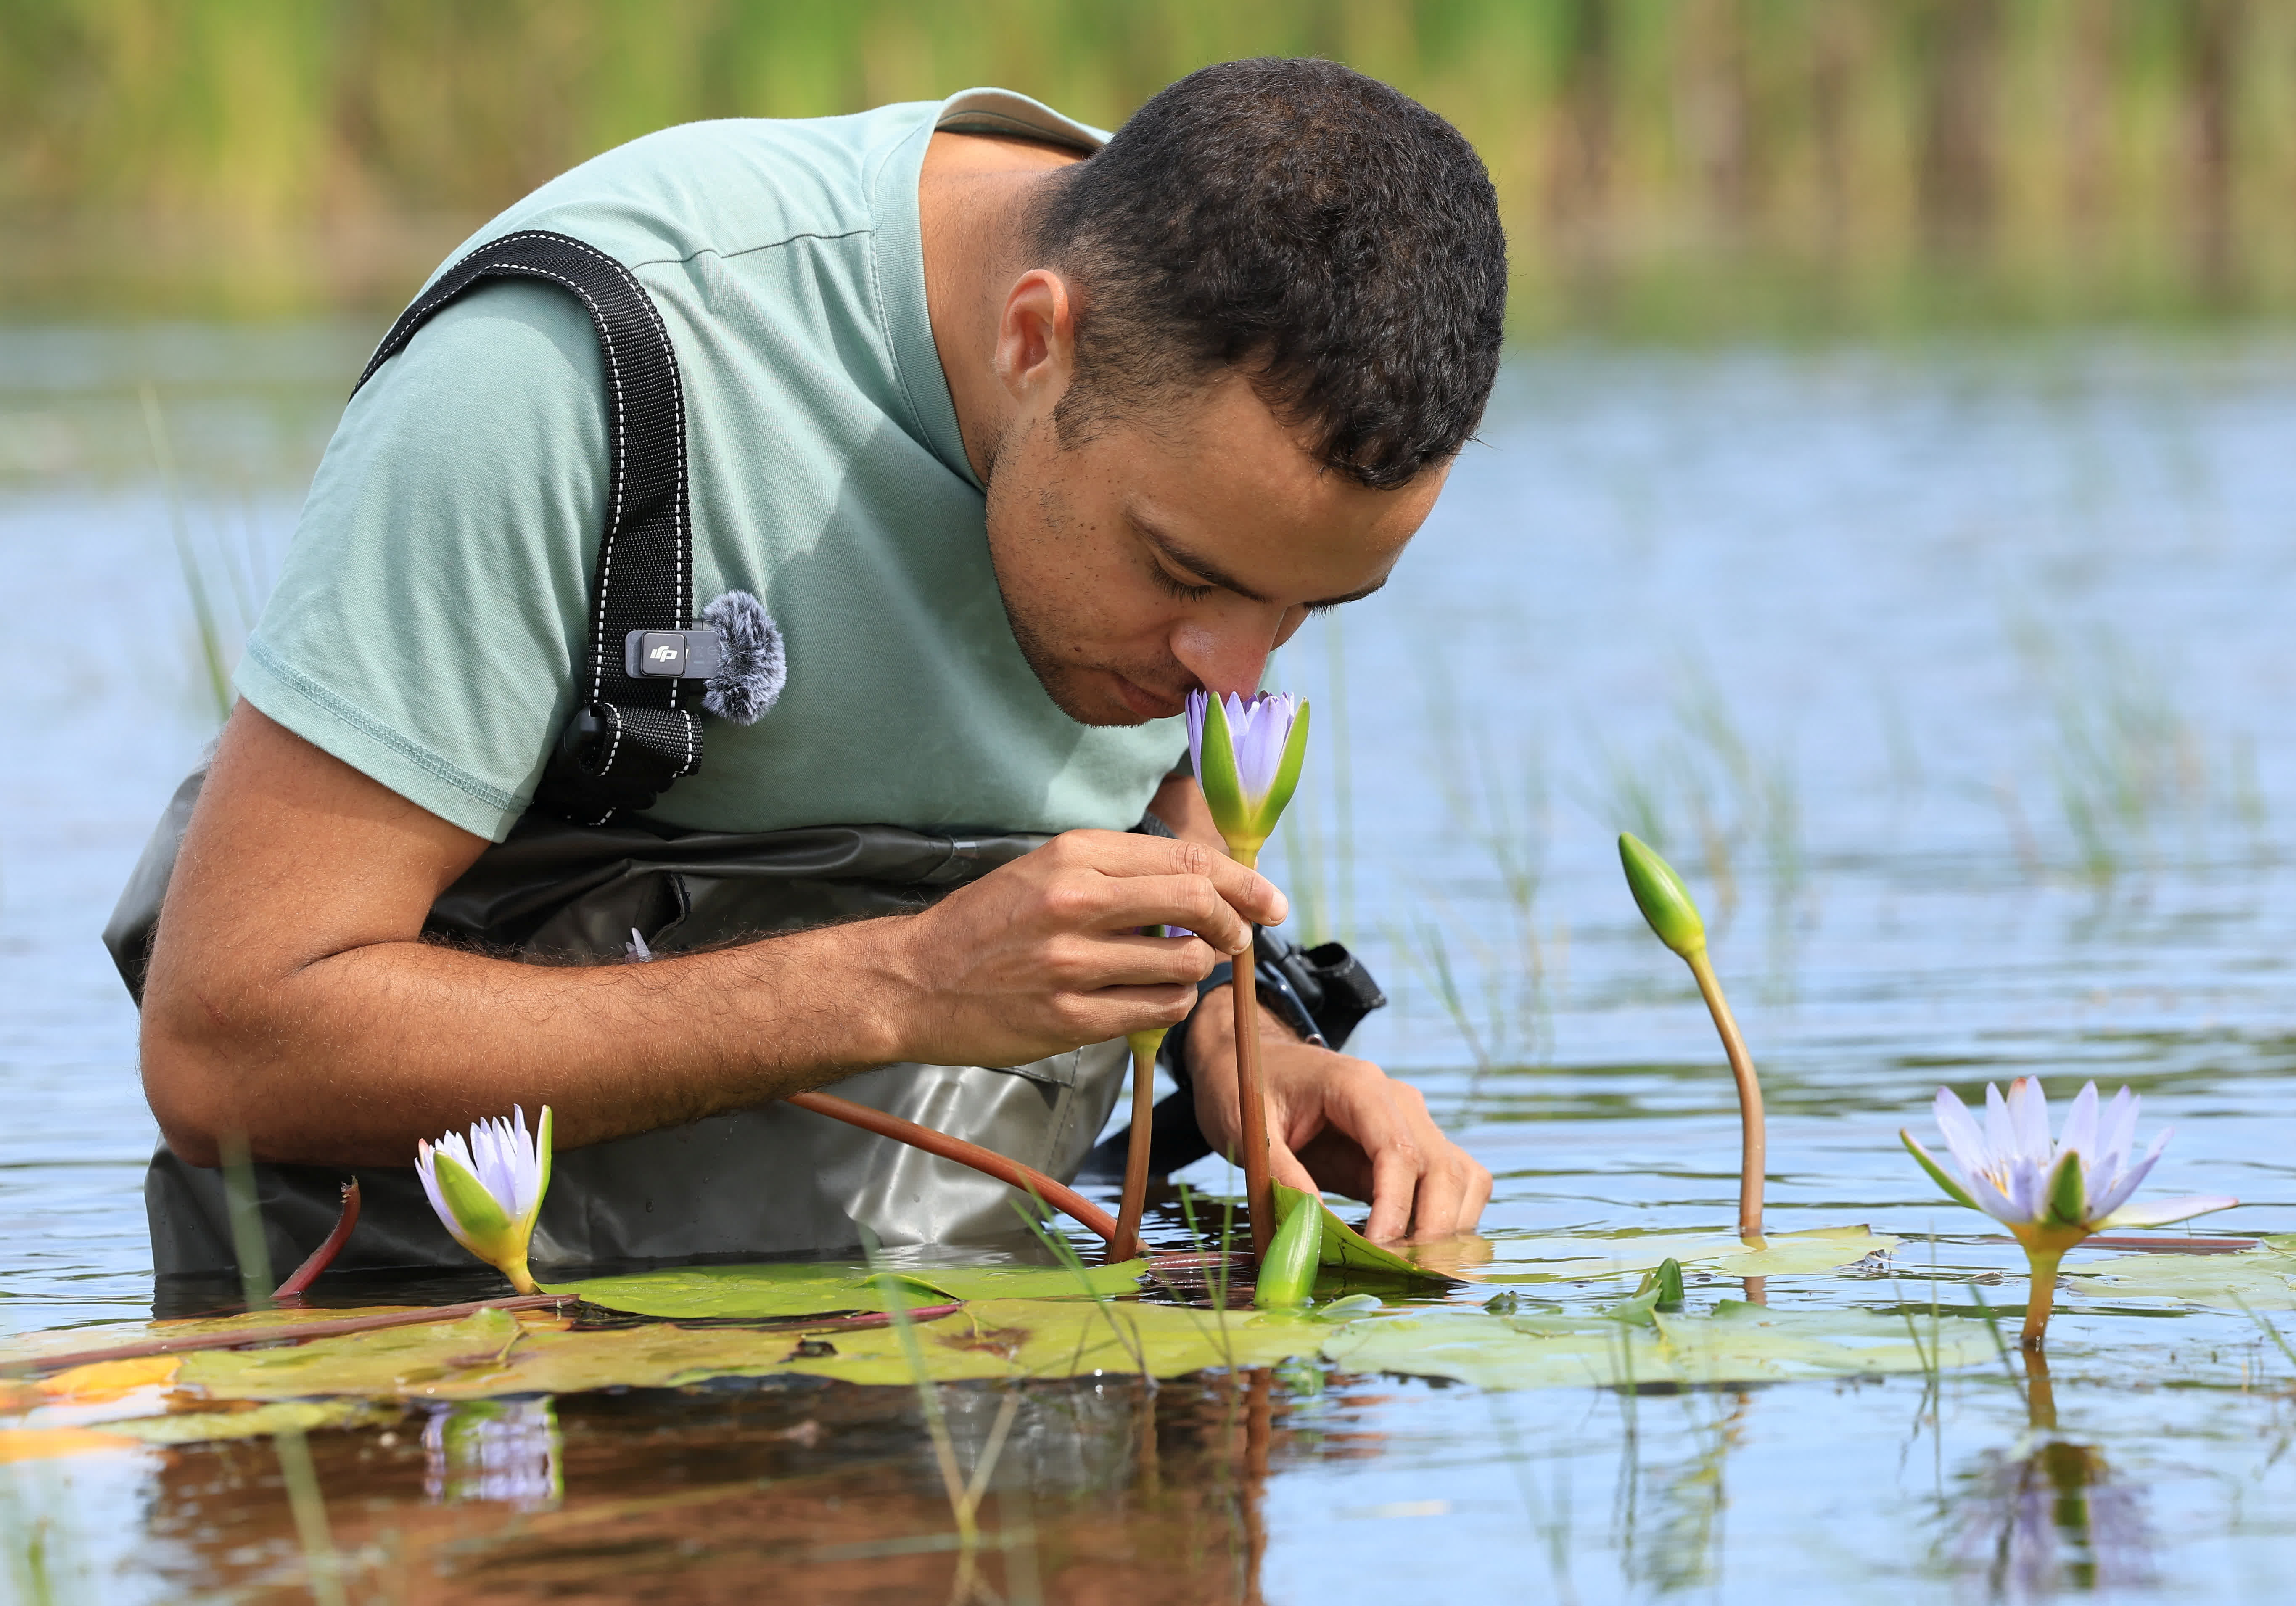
[981,369,1447,727]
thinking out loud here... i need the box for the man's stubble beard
[981,419,1153,730]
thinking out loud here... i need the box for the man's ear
[995,267,1077,405]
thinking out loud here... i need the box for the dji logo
[647,644,680,663]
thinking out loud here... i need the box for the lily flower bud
[416,1106,554,1295]
[1618,833,1706,958]
[1187,690,1310,866]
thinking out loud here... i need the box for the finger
[1051,929,1221,988]
[1059,982,1199,1042]
[1407,1151,1469,1244]
[1457,1160,1494,1234]
[1079,875,1252,955]
[1362,1136,1424,1244]
[1266,1131,1319,1196]
[1048,831,1289,928]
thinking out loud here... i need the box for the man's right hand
[140,704,1274,1169]
[867,830,1286,1069]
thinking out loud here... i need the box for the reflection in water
[422,1398,563,1511]
[135,1369,1345,1602]
[1946,1355,2156,1600]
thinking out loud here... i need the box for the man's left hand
[1185,990,1492,1243]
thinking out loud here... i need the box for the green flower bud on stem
[1618,833,1707,958]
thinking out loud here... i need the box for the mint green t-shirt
[240,90,1184,842]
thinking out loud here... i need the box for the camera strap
[352,228,701,823]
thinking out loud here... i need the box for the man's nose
[1170,617,1272,698]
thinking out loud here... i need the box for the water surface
[4,328,2295,1601]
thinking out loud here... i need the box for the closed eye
[1150,564,1217,603]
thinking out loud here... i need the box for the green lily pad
[1273,1183,1458,1285]
[547,1258,1150,1320]
[1476,1226,1897,1285]
[175,1300,1326,1400]
[2070,1242,2296,1310]
[1318,1299,1995,1391]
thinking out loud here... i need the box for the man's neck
[919,130,1084,484]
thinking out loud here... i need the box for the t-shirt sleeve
[236,279,610,840]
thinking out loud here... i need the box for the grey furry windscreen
[700,590,786,724]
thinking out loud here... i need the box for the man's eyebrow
[1132,513,1388,611]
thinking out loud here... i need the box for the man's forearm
[142,916,915,1167]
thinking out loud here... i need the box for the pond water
[4,326,2296,1601]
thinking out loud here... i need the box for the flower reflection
[1947,1355,2155,1600]
[422,1397,563,1511]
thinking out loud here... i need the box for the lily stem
[2022,1249,2065,1353]
[1110,1031,1163,1263]
[1685,950,1765,1245]
[1232,915,1276,1265]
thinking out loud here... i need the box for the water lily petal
[2002,1157,2043,1223]
[2007,1077,2052,1167]
[1932,1087,1991,1183]
[1984,1082,2015,1160]
[2087,1128,2170,1222]
[2096,1086,2138,1177]
[2096,1194,2238,1230]
[2058,1081,2100,1164]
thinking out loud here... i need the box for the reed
[10,0,2296,328]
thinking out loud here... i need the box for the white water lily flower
[417,1106,553,1294]
[1902,1077,2235,1349]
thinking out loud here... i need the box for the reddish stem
[787,1090,1119,1243]
[272,1179,362,1299]
[1109,1036,1160,1262]
[1232,947,1274,1264]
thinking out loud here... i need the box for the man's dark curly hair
[1032,58,1508,491]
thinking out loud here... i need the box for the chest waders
[109,230,1388,1289]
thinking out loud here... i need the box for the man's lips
[1110,674,1187,720]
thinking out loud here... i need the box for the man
[131,58,1505,1278]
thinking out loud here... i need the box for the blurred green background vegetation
[2,0,2287,333]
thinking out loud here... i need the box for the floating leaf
[1272,1183,1458,1285]
[1475,1226,1895,1285]
[548,1259,1150,1320]
[2069,1241,2296,1310]
[175,1299,1325,1400]
[1319,1299,1995,1391]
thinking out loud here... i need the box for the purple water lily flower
[1186,690,1310,865]
[417,1105,555,1294]
[1902,1077,2235,1348]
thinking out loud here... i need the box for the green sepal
[1254,1188,1324,1310]
[2044,1148,2087,1228]
[431,1149,512,1251]
[528,1106,554,1233]
[1249,699,1311,841]
[1618,833,1706,958]
[1900,1131,1981,1213]
[1196,692,1250,846]
[1654,1256,1686,1310]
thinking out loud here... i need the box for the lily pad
[1319,1299,1995,1391]
[1475,1226,1897,1285]
[2070,1241,2296,1310]
[174,1299,1325,1400]
[547,1258,1150,1320]
[1273,1183,1459,1285]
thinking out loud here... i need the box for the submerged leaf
[177,1298,1322,1399]
[1320,1300,1997,1392]
[549,1259,1150,1320]
[1476,1226,1895,1285]
[2068,1241,2296,1310]
[106,1398,399,1446]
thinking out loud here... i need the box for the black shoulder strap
[353,228,701,824]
